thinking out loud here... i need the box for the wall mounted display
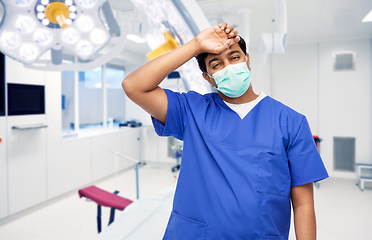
[0,52,4,116]
[7,83,45,116]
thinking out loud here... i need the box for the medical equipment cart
[355,163,372,191]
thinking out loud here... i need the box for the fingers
[218,23,235,33]
[218,22,228,30]
[225,25,234,34]
[228,30,238,38]
[233,35,240,43]
[217,23,238,38]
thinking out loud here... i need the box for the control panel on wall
[0,52,4,117]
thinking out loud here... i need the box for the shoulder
[264,96,306,129]
[164,89,217,106]
[266,96,304,118]
[184,90,217,101]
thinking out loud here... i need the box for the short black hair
[195,36,247,73]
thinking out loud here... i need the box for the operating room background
[0,0,371,238]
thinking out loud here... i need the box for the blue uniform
[152,89,329,240]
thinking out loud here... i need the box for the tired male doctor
[122,23,328,240]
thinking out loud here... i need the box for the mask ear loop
[206,73,217,88]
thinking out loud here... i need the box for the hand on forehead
[195,23,240,55]
[205,44,247,72]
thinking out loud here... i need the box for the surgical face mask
[209,62,252,98]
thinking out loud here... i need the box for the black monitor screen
[0,52,4,116]
[8,83,45,116]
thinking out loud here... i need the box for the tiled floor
[0,162,178,240]
[0,162,371,240]
[310,178,372,240]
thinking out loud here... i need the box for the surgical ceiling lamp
[0,0,121,67]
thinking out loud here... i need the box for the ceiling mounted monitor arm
[274,0,287,53]
[259,0,288,55]
[101,1,121,37]
[171,0,202,37]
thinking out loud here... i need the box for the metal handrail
[12,124,48,130]
[110,150,140,163]
[110,150,140,199]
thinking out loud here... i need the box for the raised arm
[122,23,239,124]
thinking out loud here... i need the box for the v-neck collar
[214,93,268,120]
[205,94,274,147]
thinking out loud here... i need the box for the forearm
[293,202,316,240]
[122,38,201,97]
[291,182,316,240]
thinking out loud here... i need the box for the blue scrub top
[152,89,329,240]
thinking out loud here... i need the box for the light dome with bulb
[0,0,112,64]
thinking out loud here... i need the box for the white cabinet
[0,117,8,219]
[122,128,141,169]
[7,115,47,215]
[90,128,141,182]
[140,126,159,162]
[140,126,175,164]
[47,138,91,199]
[91,132,123,181]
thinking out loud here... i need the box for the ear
[246,53,251,72]
[202,72,217,88]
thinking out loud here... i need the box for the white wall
[249,47,273,96]
[370,38,372,165]
[272,42,319,134]
[0,117,8,219]
[318,39,371,178]
[270,39,371,179]
[5,58,48,214]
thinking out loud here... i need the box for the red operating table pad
[79,185,133,211]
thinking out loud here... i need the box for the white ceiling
[0,0,370,58]
[111,0,372,54]
[196,0,372,46]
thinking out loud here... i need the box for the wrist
[190,37,203,56]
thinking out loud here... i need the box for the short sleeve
[151,89,189,140]
[287,116,329,186]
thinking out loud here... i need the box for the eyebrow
[226,50,241,57]
[208,50,241,67]
[208,57,219,67]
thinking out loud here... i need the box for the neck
[218,85,259,104]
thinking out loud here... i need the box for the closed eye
[231,55,240,61]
